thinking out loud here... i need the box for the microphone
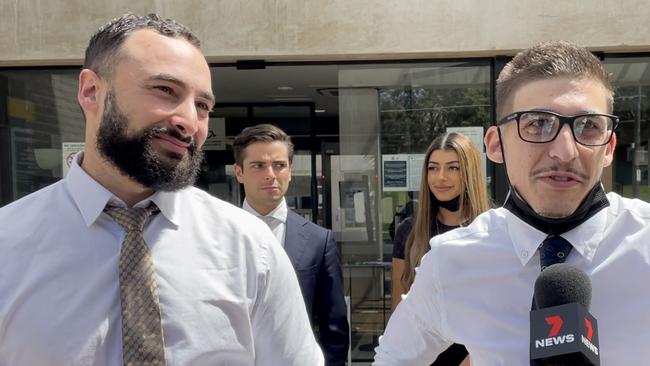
[529,263,600,366]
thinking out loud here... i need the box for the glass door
[605,57,650,201]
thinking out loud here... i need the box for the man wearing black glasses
[374,41,650,365]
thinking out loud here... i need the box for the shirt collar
[242,198,288,224]
[65,151,181,227]
[66,152,114,227]
[506,207,607,267]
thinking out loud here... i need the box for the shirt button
[522,250,529,258]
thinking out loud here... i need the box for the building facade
[2,1,650,362]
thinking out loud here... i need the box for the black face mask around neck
[433,195,461,212]
[503,183,609,235]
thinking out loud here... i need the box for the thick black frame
[498,110,619,146]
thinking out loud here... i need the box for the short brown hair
[496,40,613,119]
[232,124,294,166]
[83,13,200,78]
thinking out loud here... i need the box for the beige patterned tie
[105,203,167,366]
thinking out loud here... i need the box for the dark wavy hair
[233,124,295,166]
[83,13,200,78]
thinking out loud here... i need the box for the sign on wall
[382,154,424,192]
[203,117,226,151]
[62,142,85,176]
[446,126,485,152]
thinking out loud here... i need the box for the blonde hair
[402,132,490,289]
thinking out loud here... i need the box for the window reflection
[605,58,650,201]
[0,69,83,205]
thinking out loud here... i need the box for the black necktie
[538,235,573,270]
[531,235,575,366]
[532,235,574,313]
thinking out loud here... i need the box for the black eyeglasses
[497,110,619,146]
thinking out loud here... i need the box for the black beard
[96,90,204,191]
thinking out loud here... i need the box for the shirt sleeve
[373,245,452,365]
[392,218,413,260]
[252,238,325,366]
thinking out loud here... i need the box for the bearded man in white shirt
[0,13,323,366]
[233,124,350,366]
[374,41,650,365]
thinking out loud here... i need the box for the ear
[234,164,244,183]
[603,132,617,167]
[485,126,504,164]
[78,69,103,117]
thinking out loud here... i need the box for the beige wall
[2,0,650,66]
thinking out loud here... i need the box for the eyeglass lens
[518,112,613,145]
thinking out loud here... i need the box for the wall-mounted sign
[62,142,85,176]
[203,117,226,151]
[446,126,485,152]
[382,154,424,192]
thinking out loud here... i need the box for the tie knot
[261,215,277,226]
[539,235,573,270]
[105,203,159,232]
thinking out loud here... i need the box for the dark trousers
[432,343,468,366]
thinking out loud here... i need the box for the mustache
[530,164,589,180]
[149,126,194,146]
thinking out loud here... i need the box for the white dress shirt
[0,153,323,366]
[374,193,650,365]
[242,198,288,246]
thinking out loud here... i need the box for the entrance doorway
[203,61,492,362]
[197,102,328,225]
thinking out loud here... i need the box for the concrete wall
[2,0,650,66]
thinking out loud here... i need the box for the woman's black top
[392,217,457,259]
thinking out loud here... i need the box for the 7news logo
[535,315,574,347]
[534,315,598,356]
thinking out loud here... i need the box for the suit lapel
[284,211,310,268]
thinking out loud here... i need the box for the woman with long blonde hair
[391,132,490,365]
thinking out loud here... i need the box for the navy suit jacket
[285,210,349,366]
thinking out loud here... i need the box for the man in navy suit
[233,124,350,365]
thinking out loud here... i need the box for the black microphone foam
[534,263,592,310]
[530,263,599,365]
